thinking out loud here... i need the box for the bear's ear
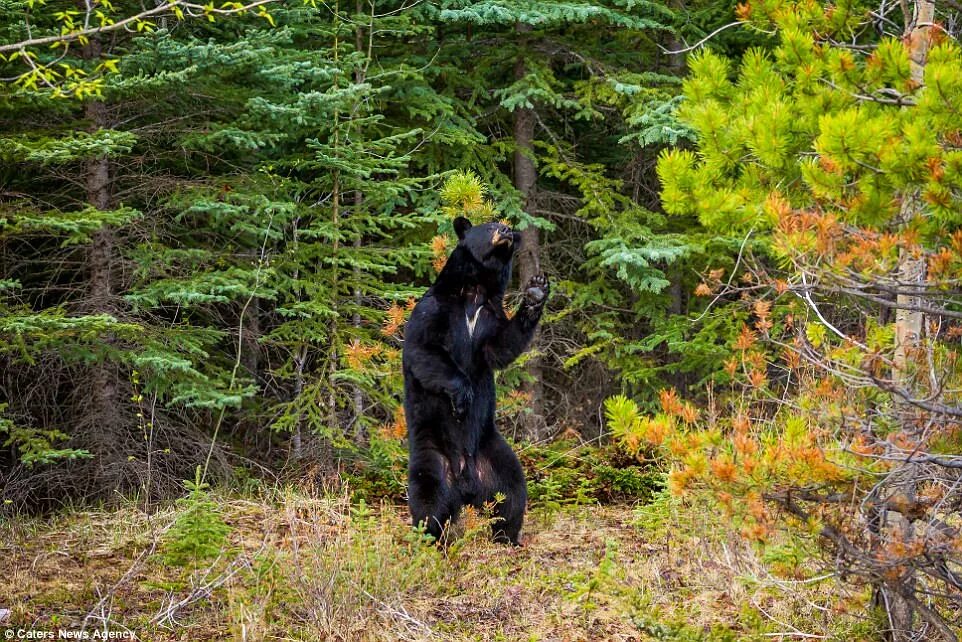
[453,216,472,240]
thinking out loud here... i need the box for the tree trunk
[885,3,934,639]
[513,23,547,442]
[667,267,687,394]
[352,190,364,442]
[351,11,366,442]
[242,297,260,382]
[291,344,307,461]
[894,0,933,380]
[664,0,687,76]
[83,38,124,488]
[326,171,340,470]
[85,80,113,310]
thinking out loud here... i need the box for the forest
[2,0,961,639]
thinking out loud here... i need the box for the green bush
[159,467,233,570]
[521,440,663,509]
[343,436,663,509]
[342,433,408,502]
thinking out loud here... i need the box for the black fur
[403,217,549,544]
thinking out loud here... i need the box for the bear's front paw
[524,273,550,307]
[450,384,474,420]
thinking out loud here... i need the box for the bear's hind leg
[477,434,527,545]
[408,450,462,542]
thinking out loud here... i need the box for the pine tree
[651,1,962,635]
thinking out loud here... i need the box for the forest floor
[2,489,877,641]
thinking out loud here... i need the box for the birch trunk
[886,3,934,638]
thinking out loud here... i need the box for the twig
[658,21,762,55]
[151,542,268,626]
[201,212,275,484]
[795,271,872,353]
[360,589,435,638]
[82,536,163,632]
[692,227,755,323]
[0,0,280,54]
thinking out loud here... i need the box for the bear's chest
[450,305,496,344]
[446,290,498,367]
[464,301,496,340]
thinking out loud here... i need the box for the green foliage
[522,440,663,510]
[621,94,696,147]
[2,205,141,246]
[650,2,962,632]
[160,468,233,569]
[0,130,138,163]
[631,485,675,539]
[430,1,673,30]
[631,615,740,642]
[439,169,497,224]
[0,0,286,97]
[662,38,962,236]
[0,404,92,466]
[0,0,742,514]
[342,432,408,502]
[566,538,619,612]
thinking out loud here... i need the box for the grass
[0,487,879,641]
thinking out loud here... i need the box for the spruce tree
[245,1,461,460]
[0,8,291,499]
[412,0,677,438]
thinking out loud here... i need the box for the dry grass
[0,489,877,641]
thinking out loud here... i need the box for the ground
[1,489,876,641]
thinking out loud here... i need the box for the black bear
[402,217,548,544]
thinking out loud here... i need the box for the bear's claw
[524,273,549,306]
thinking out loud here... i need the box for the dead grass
[0,489,878,641]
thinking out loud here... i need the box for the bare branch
[871,374,962,418]
[0,0,281,55]
[657,21,774,56]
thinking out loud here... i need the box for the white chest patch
[465,307,483,338]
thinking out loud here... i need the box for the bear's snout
[491,225,513,247]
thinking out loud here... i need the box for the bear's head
[431,217,521,297]
[453,216,520,272]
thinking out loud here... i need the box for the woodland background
[2,0,962,640]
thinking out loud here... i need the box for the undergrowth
[344,435,664,510]
[2,480,879,641]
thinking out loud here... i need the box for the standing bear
[402,217,548,544]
